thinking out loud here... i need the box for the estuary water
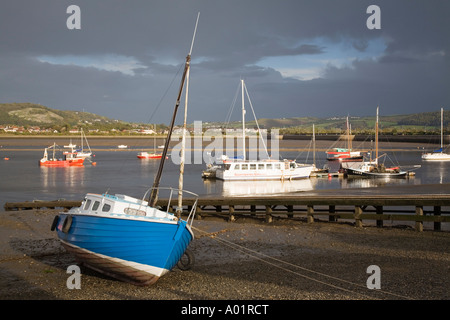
[1,137,450,206]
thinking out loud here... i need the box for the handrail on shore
[4,194,450,232]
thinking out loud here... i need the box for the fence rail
[5,194,450,232]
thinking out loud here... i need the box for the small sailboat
[326,116,363,163]
[39,143,84,167]
[75,128,93,159]
[422,108,450,161]
[51,14,201,285]
[137,125,163,159]
[345,107,419,178]
[63,129,93,159]
[215,80,315,181]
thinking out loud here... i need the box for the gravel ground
[0,209,449,301]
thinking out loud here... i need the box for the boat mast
[313,124,316,167]
[441,107,444,151]
[177,24,196,215]
[346,116,351,151]
[153,124,156,152]
[149,13,200,208]
[375,106,379,161]
[241,79,246,161]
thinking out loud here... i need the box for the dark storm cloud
[0,0,449,123]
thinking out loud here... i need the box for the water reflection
[40,166,86,195]
[220,179,316,197]
[2,150,450,204]
[342,175,420,189]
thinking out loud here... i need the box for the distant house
[28,126,41,133]
[139,129,156,134]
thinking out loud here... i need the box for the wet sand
[0,208,448,301]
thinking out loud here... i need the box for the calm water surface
[2,144,450,205]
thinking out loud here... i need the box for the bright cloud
[37,54,147,76]
[257,37,387,80]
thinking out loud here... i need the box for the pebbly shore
[0,208,449,301]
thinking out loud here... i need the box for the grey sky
[1,0,449,124]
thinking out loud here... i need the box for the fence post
[329,205,336,222]
[415,206,423,232]
[229,205,235,222]
[307,205,314,223]
[265,205,273,223]
[434,206,441,231]
[376,206,383,228]
[287,205,294,218]
[355,205,363,228]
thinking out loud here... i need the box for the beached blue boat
[52,190,197,285]
[51,14,200,285]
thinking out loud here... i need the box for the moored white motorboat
[216,159,314,181]
[214,80,315,181]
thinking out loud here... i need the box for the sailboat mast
[441,107,444,150]
[346,116,351,151]
[313,124,316,167]
[375,106,379,161]
[149,13,200,208]
[241,79,246,161]
[177,60,191,215]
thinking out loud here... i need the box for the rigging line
[192,226,413,300]
[294,139,313,162]
[243,83,269,158]
[146,63,184,125]
[106,62,184,193]
[380,132,401,166]
[224,82,241,126]
[193,227,376,299]
[120,63,183,159]
[214,238,377,299]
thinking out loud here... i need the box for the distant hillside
[1,102,447,135]
[0,103,121,127]
[244,110,449,135]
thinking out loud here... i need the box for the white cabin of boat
[216,159,314,180]
[72,193,178,222]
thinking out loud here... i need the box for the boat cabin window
[234,164,240,170]
[83,199,92,210]
[258,164,265,170]
[241,164,248,170]
[224,163,231,170]
[290,162,296,169]
[250,164,256,170]
[275,164,281,170]
[266,164,272,170]
[92,201,100,211]
[102,203,111,212]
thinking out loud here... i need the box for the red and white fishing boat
[39,143,84,167]
[326,116,363,162]
[326,148,363,162]
[137,151,163,159]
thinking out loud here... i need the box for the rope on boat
[192,225,414,300]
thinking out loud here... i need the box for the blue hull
[55,213,193,285]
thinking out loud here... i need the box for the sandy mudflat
[0,208,449,301]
